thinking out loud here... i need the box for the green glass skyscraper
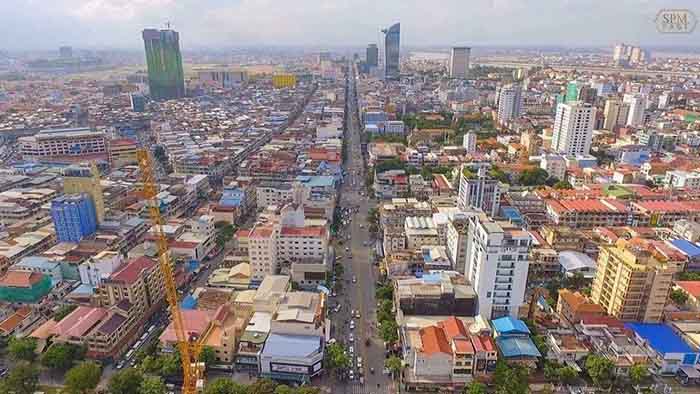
[142,28,185,101]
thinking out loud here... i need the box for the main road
[332,62,391,394]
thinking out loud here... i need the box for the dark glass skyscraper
[366,44,378,67]
[142,28,185,101]
[382,23,400,80]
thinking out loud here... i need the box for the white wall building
[449,47,471,79]
[462,132,477,153]
[457,166,503,217]
[540,154,567,181]
[496,84,523,126]
[552,101,596,157]
[465,215,531,320]
[79,251,124,287]
[623,93,646,127]
[665,170,700,190]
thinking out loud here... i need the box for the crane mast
[137,149,204,394]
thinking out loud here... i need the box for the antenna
[165,21,171,29]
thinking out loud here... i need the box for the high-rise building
[130,93,146,112]
[552,102,596,157]
[496,84,523,126]
[462,132,477,153]
[577,86,598,105]
[623,93,646,127]
[59,46,73,58]
[591,239,682,322]
[465,214,531,320]
[142,28,185,101]
[602,99,630,131]
[51,194,98,243]
[382,23,400,80]
[564,81,580,103]
[457,166,503,217]
[317,51,331,65]
[449,47,471,79]
[612,43,648,66]
[63,164,105,223]
[366,44,378,67]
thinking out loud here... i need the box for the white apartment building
[457,166,503,217]
[602,99,630,131]
[19,127,107,160]
[462,132,477,153]
[623,93,646,127]
[552,102,596,157]
[385,120,406,134]
[405,216,440,250]
[496,84,523,126]
[446,212,474,273]
[249,224,279,282]
[256,182,295,209]
[449,47,471,79]
[465,215,531,320]
[540,154,567,181]
[665,170,700,190]
[79,251,124,287]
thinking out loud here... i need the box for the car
[116,362,124,370]
[359,377,364,385]
[352,276,357,283]
[370,367,375,374]
[349,333,355,342]
[354,310,360,318]
[349,345,354,353]
[348,370,355,380]
[350,321,355,330]
[357,356,363,365]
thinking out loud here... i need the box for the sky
[1,0,698,51]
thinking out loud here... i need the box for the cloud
[0,0,698,50]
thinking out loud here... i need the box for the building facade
[383,23,400,80]
[142,28,185,100]
[449,47,470,79]
[50,194,98,243]
[552,101,596,157]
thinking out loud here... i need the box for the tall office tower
[496,84,523,126]
[382,23,400,80]
[623,93,646,127]
[366,44,379,67]
[591,239,681,322]
[602,98,630,131]
[59,46,73,58]
[142,28,185,101]
[457,166,503,217]
[51,194,98,243]
[613,43,627,66]
[565,81,580,103]
[317,51,331,65]
[462,132,477,153]
[552,101,596,157]
[63,164,105,223]
[577,86,598,105]
[449,47,471,79]
[464,214,531,320]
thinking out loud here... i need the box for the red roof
[546,198,627,214]
[437,316,468,340]
[676,281,700,298]
[109,256,156,284]
[280,226,326,238]
[420,326,452,355]
[250,225,275,239]
[470,334,496,353]
[0,271,44,288]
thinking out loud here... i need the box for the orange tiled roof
[420,326,452,355]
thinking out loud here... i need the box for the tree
[0,362,39,394]
[489,166,510,184]
[108,368,144,394]
[248,378,278,394]
[558,366,579,385]
[274,385,294,394]
[463,382,486,394]
[553,180,573,190]
[139,376,167,394]
[7,337,36,361]
[494,361,528,394]
[585,355,615,389]
[216,222,236,248]
[199,346,217,367]
[629,364,649,386]
[64,361,102,394]
[54,304,78,321]
[324,343,351,371]
[160,352,182,377]
[385,356,403,377]
[140,355,163,374]
[376,283,394,301]
[204,378,247,394]
[670,288,689,306]
[41,343,84,371]
[380,319,399,343]
[519,168,549,186]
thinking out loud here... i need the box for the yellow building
[63,164,105,223]
[108,138,138,168]
[272,74,297,88]
[591,238,682,322]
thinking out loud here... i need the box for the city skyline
[1,0,699,50]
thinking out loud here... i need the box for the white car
[350,321,355,330]
[352,276,357,283]
[349,345,354,353]
[349,333,355,342]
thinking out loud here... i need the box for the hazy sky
[1,0,698,50]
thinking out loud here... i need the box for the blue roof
[181,295,197,309]
[492,316,531,336]
[670,239,700,258]
[496,336,541,358]
[261,334,322,358]
[625,323,695,355]
[16,256,58,269]
[419,273,442,284]
[501,206,523,222]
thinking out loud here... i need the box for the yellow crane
[137,149,204,394]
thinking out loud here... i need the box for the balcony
[496,269,514,276]
[495,278,513,284]
[497,263,515,269]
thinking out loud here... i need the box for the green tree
[41,343,85,371]
[489,166,510,184]
[248,378,278,394]
[670,288,689,306]
[494,361,528,394]
[199,346,217,367]
[324,343,351,371]
[64,361,102,394]
[274,385,294,394]
[108,368,144,394]
[585,355,615,389]
[519,168,549,186]
[139,376,167,394]
[380,319,399,343]
[463,382,486,394]
[160,352,182,377]
[7,337,36,361]
[54,304,78,321]
[0,361,39,394]
[216,222,236,248]
[558,366,579,385]
[553,180,573,190]
[376,284,394,300]
[629,364,649,386]
[140,355,163,374]
[544,362,559,382]
[385,356,403,377]
[204,378,248,394]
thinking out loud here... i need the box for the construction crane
[137,149,204,394]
